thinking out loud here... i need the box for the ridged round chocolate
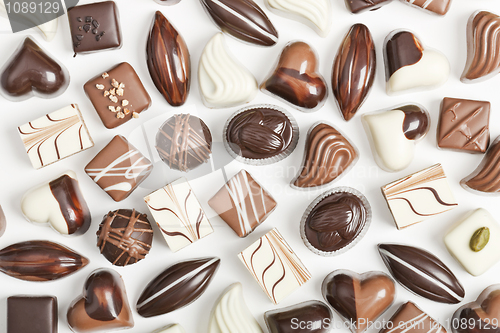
[226,106,296,160]
[155,114,212,172]
[304,190,368,253]
[97,209,153,266]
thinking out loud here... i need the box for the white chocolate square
[444,208,500,276]
[18,104,94,169]
[144,178,213,252]
[238,228,311,304]
[382,164,457,229]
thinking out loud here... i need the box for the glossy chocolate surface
[147,11,190,106]
[67,268,134,333]
[322,270,395,333]
[84,63,152,129]
[438,98,490,153]
[97,209,153,266]
[156,114,212,171]
[0,37,69,101]
[226,106,295,160]
[85,135,153,201]
[293,123,357,188]
[265,300,333,333]
[332,24,376,121]
[402,0,451,15]
[137,257,220,317]
[378,243,465,304]
[462,11,500,82]
[0,240,88,282]
[345,0,392,13]
[68,1,122,54]
[452,285,500,333]
[382,302,448,333]
[200,0,278,46]
[0,205,5,237]
[400,104,430,140]
[261,41,327,111]
[304,191,368,253]
[49,174,91,235]
[462,136,500,194]
[384,31,423,80]
[8,296,57,333]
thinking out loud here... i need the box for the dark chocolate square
[68,1,122,54]
[208,170,277,237]
[85,135,153,201]
[84,62,151,129]
[437,97,490,153]
[7,296,57,333]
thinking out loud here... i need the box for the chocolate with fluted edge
[378,243,465,304]
[0,240,88,282]
[0,37,69,101]
[332,24,375,121]
[97,209,153,266]
[461,136,500,194]
[147,11,190,106]
[8,296,57,333]
[67,268,134,332]
[265,300,333,333]
[200,0,278,46]
[137,257,220,317]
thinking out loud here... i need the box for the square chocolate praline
[68,1,122,54]
[85,135,153,201]
[84,62,152,129]
[208,170,277,237]
[437,97,490,153]
[8,296,57,333]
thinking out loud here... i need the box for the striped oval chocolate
[137,257,220,317]
[200,0,278,46]
[378,243,464,304]
[0,240,89,281]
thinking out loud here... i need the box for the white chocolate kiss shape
[21,171,77,235]
[199,33,257,108]
[363,110,415,172]
[265,0,331,37]
[209,283,263,333]
[387,49,450,94]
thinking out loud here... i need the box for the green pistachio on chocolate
[470,227,490,252]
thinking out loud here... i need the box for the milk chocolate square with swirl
[208,170,277,238]
[381,164,457,229]
[437,98,490,153]
[85,135,153,202]
[18,104,94,169]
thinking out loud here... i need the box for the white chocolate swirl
[265,0,331,37]
[208,283,263,333]
[199,33,257,108]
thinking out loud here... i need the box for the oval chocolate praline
[225,106,296,160]
[304,190,369,254]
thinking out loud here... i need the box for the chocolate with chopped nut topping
[84,62,151,129]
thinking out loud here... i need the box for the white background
[1,0,500,332]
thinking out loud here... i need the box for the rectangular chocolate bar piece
[381,164,457,229]
[238,228,311,304]
[85,135,153,201]
[144,178,213,252]
[8,296,57,333]
[18,104,94,169]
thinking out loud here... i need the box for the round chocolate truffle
[97,209,153,266]
[301,187,371,256]
[155,114,212,172]
[224,105,298,164]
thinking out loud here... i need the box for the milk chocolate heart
[261,41,328,112]
[0,37,69,101]
[21,171,91,236]
[322,269,396,333]
[67,268,134,333]
[452,285,500,333]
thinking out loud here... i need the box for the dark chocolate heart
[0,37,69,101]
